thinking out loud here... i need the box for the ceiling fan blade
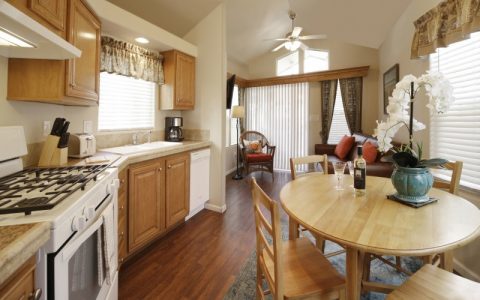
[274,38,289,41]
[272,43,286,52]
[291,27,303,37]
[299,34,327,40]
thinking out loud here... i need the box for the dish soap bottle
[354,146,366,196]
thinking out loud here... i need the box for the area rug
[223,222,422,300]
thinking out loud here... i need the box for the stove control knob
[84,207,95,220]
[106,179,120,194]
[72,216,87,232]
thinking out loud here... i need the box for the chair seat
[387,264,480,300]
[263,237,345,299]
[246,153,273,163]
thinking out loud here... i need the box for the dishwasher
[187,148,210,220]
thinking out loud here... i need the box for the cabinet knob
[69,83,77,88]
[158,167,163,172]
[121,179,125,184]
[120,205,124,210]
[120,232,124,238]
[168,165,172,169]
[29,288,42,300]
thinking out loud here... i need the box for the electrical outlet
[43,121,51,137]
[83,120,93,134]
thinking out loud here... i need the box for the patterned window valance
[100,36,164,84]
[411,0,480,59]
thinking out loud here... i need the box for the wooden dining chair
[289,155,345,258]
[433,161,463,195]
[251,178,346,300]
[387,264,480,299]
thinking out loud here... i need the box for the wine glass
[347,161,354,188]
[333,162,346,190]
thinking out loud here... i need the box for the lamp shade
[231,106,245,118]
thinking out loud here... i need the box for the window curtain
[245,83,309,171]
[339,77,362,134]
[320,80,338,143]
[238,87,246,133]
[100,36,164,84]
[411,0,480,59]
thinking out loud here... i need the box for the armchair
[239,131,276,180]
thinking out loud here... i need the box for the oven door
[48,195,117,300]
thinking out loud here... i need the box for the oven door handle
[61,197,113,261]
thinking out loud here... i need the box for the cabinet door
[29,0,66,31]
[174,52,195,109]
[166,153,190,227]
[128,160,165,253]
[0,256,36,300]
[65,0,100,101]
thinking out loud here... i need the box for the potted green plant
[375,72,454,203]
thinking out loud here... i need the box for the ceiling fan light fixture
[285,40,300,51]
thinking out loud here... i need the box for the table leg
[346,247,364,300]
[442,251,454,272]
[288,217,299,240]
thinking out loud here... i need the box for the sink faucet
[145,130,152,143]
[132,133,138,145]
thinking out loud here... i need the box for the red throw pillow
[363,141,378,164]
[334,135,355,160]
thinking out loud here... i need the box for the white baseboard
[185,204,205,221]
[205,202,227,213]
[454,258,480,281]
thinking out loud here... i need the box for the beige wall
[246,39,379,152]
[0,56,180,146]
[378,0,480,281]
[227,58,250,79]
[183,4,227,211]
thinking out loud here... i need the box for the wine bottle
[354,146,366,196]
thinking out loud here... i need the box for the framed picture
[383,64,399,114]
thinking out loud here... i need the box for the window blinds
[245,83,309,171]
[430,32,480,190]
[328,80,350,144]
[98,72,155,131]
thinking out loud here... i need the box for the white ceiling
[107,0,413,65]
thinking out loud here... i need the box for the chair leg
[256,259,263,300]
[395,256,402,270]
[315,236,326,253]
[362,253,371,283]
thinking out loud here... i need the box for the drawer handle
[29,288,42,300]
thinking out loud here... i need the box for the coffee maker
[165,117,184,142]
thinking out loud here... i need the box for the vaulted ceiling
[108,0,412,65]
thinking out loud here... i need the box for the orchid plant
[374,71,454,168]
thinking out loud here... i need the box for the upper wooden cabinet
[6,0,101,106]
[160,50,196,110]
[7,0,67,37]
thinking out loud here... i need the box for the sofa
[314,133,395,178]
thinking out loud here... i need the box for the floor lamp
[231,105,245,180]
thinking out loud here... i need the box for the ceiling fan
[271,11,327,52]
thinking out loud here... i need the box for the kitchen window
[98,72,155,131]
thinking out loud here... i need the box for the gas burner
[0,164,109,215]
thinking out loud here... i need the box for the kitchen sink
[101,141,182,155]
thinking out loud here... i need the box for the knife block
[38,135,68,167]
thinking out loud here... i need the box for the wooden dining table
[280,173,480,300]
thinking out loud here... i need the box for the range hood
[0,0,81,59]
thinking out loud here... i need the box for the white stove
[0,126,119,300]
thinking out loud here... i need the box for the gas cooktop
[0,164,109,215]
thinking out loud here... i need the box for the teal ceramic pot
[391,166,433,203]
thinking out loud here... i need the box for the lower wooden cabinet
[120,152,191,262]
[166,153,190,227]
[128,159,165,253]
[0,256,40,300]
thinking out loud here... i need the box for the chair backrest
[433,161,463,195]
[290,155,328,180]
[240,131,269,149]
[251,178,283,300]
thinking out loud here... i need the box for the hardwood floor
[119,171,291,300]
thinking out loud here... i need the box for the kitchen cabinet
[7,0,67,38]
[128,159,166,253]
[118,168,128,266]
[7,0,101,106]
[0,256,40,300]
[160,50,196,110]
[166,153,190,227]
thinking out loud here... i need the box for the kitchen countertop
[107,140,211,171]
[0,222,50,285]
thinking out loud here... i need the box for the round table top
[280,174,480,256]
